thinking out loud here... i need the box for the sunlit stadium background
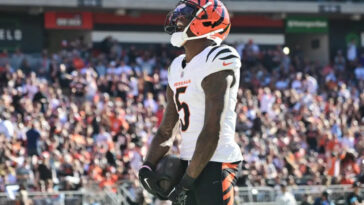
[0,0,364,204]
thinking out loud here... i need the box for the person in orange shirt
[70,131,86,145]
[340,172,355,185]
[155,104,164,127]
[72,55,85,70]
[99,172,117,193]
[326,133,341,152]
[327,152,340,177]
[109,110,129,134]
[340,151,360,175]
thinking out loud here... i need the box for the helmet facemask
[164,1,223,47]
[164,1,208,35]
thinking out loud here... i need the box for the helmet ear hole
[203,21,212,27]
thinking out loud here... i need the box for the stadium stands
[0,0,364,204]
[0,35,363,203]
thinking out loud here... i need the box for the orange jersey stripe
[222,163,238,170]
[222,172,235,192]
[223,188,234,205]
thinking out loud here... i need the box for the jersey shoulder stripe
[212,48,232,62]
[219,54,239,61]
[206,45,240,63]
[206,46,220,62]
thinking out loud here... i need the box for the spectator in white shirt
[118,60,132,75]
[354,63,364,80]
[143,92,158,113]
[303,73,318,94]
[291,72,303,93]
[0,114,14,139]
[95,127,112,144]
[347,39,357,62]
[260,87,275,115]
[106,61,117,75]
[338,83,351,100]
[276,182,297,205]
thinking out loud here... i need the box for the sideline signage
[78,0,102,7]
[0,20,22,50]
[319,4,341,13]
[44,12,93,30]
[286,17,328,33]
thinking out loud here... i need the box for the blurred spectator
[354,63,364,80]
[26,122,41,156]
[37,49,50,78]
[334,50,346,72]
[313,191,335,205]
[347,39,358,63]
[302,73,318,94]
[346,182,363,205]
[0,36,363,201]
[276,182,297,205]
[302,194,313,205]
[10,48,24,70]
[0,114,14,139]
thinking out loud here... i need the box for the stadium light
[115,9,126,16]
[283,46,290,55]
[351,14,361,21]
[251,188,258,195]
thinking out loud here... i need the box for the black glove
[138,162,161,196]
[163,174,195,204]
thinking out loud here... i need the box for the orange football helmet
[165,0,231,45]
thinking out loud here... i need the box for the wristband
[143,161,156,171]
[141,165,152,171]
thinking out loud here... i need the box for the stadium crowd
[0,36,363,203]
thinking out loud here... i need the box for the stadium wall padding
[329,19,364,61]
[0,13,44,53]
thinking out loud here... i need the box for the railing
[1,184,363,205]
[0,189,122,205]
[237,185,364,205]
[0,191,85,205]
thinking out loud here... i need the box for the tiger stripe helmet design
[165,0,231,45]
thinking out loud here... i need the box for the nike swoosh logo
[144,178,152,190]
[223,62,233,66]
[167,187,176,197]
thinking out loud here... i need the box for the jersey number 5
[175,87,190,131]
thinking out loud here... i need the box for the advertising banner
[0,20,22,50]
[0,14,43,53]
[286,17,328,33]
[45,12,93,30]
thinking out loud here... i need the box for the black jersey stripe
[212,48,232,62]
[231,74,236,88]
[222,184,233,196]
[206,46,220,62]
[219,54,239,61]
[181,58,186,68]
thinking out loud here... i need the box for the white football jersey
[168,44,243,163]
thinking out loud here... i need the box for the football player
[139,0,243,204]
